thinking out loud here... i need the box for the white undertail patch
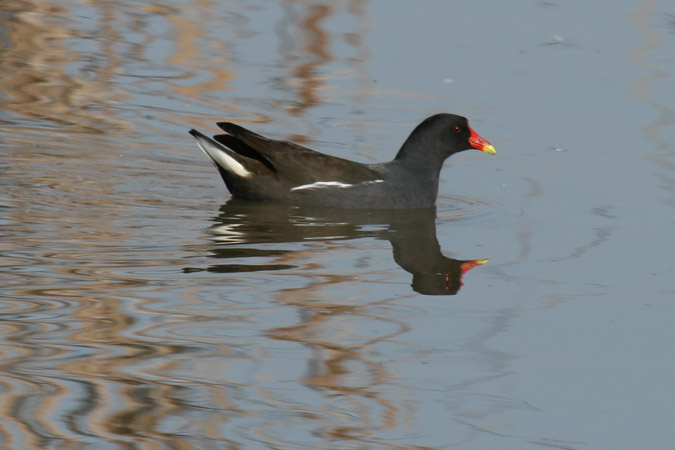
[193,136,252,178]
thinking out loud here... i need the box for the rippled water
[2,0,674,449]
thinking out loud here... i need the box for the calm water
[1,0,674,449]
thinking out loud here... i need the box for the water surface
[1,0,674,449]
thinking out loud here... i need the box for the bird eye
[453,125,462,134]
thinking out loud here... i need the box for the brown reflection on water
[630,0,675,203]
[1,137,206,446]
[161,2,260,129]
[0,1,457,448]
[267,293,407,444]
[60,304,187,444]
[284,3,333,118]
[0,0,376,137]
[0,1,130,133]
[0,0,252,135]
[1,259,234,447]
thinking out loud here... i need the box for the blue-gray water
[1,1,674,449]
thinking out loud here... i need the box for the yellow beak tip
[482,145,497,155]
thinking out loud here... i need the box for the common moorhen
[189,113,495,209]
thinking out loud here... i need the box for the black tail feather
[213,134,276,174]
[217,122,265,139]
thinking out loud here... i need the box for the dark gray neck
[394,130,447,168]
[381,158,442,208]
[393,139,446,180]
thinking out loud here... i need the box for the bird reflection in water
[185,199,488,295]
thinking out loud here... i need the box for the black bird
[189,113,495,209]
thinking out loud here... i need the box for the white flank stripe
[194,137,252,178]
[291,181,353,191]
[290,179,384,192]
